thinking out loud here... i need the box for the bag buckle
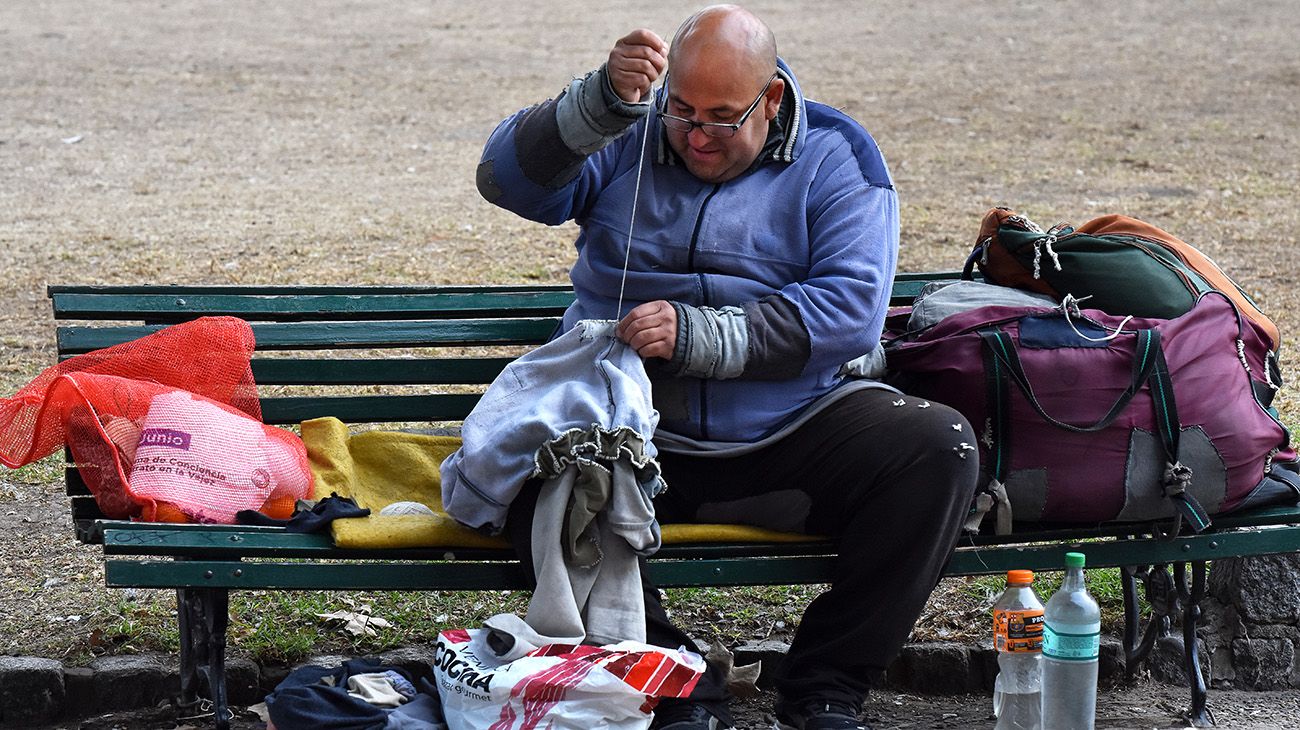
[1162,461,1193,497]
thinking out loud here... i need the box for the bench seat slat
[71,495,106,522]
[102,528,513,560]
[1206,505,1300,529]
[93,522,1182,557]
[105,555,837,590]
[100,513,1300,570]
[107,559,533,590]
[944,525,1300,574]
[102,523,1300,593]
[57,318,561,355]
[100,527,838,561]
[98,516,1300,592]
[50,292,575,322]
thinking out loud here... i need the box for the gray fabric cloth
[555,64,652,156]
[346,673,407,708]
[476,613,584,664]
[838,343,888,380]
[845,281,1052,384]
[906,280,1056,332]
[440,319,663,534]
[526,426,661,645]
[669,302,749,380]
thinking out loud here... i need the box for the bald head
[669,5,777,88]
[660,5,785,183]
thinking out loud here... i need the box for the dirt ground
[3,0,1300,727]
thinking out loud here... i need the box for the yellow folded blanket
[301,417,820,549]
[660,523,821,544]
[302,417,508,549]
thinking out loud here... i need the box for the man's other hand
[616,300,677,360]
[608,29,668,103]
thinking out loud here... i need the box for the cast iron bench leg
[175,587,232,730]
[177,588,202,713]
[1122,563,1174,677]
[204,587,231,730]
[1175,561,1214,727]
[1122,565,1137,663]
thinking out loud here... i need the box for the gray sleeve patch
[667,302,748,380]
[741,294,811,380]
[556,65,652,156]
[513,98,586,189]
[476,159,503,203]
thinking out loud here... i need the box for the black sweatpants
[507,387,979,721]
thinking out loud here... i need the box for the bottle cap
[1065,551,1086,568]
[1006,569,1034,584]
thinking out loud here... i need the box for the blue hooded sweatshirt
[477,59,899,443]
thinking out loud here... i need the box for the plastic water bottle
[1041,552,1100,730]
[992,569,1043,729]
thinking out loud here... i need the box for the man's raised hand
[607,29,668,103]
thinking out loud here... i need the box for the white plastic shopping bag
[434,629,705,730]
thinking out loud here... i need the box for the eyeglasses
[658,73,777,139]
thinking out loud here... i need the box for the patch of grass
[663,585,822,644]
[5,452,66,487]
[61,566,1160,667]
[88,595,181,656]
[225,589,532,665]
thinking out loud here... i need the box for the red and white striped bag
[434,629,705,730]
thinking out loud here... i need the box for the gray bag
[907,280,1056,332]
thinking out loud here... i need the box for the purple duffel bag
[885,291,1300,533]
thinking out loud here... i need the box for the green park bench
[49,274,1300,729]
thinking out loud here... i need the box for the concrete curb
[0,638,1177,725]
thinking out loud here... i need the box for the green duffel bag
[962,207,1281,353]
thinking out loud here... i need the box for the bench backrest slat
[47,283,574,297]
[889,271,964,303]
[50,291,575,322]
[57,318,561,355]
[261,393,480,425]
[250,357,514,385]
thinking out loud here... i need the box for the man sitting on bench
[475,5,979,730]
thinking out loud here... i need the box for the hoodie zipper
[687,184,721,272]
[687,183,721,439]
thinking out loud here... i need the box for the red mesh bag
[0,317,313,522]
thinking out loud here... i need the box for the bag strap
[978,328,1160,433]
[978,342,1013,533]
[961,245,983,281]
[1149,343,1211,533]
[981,340,1009,482]
[977,325,1212,533]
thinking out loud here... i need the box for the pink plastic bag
[0,317,313,522]
[127,389,312,523]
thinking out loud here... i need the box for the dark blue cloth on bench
[265,657,439,730]
[237,494,370,533]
